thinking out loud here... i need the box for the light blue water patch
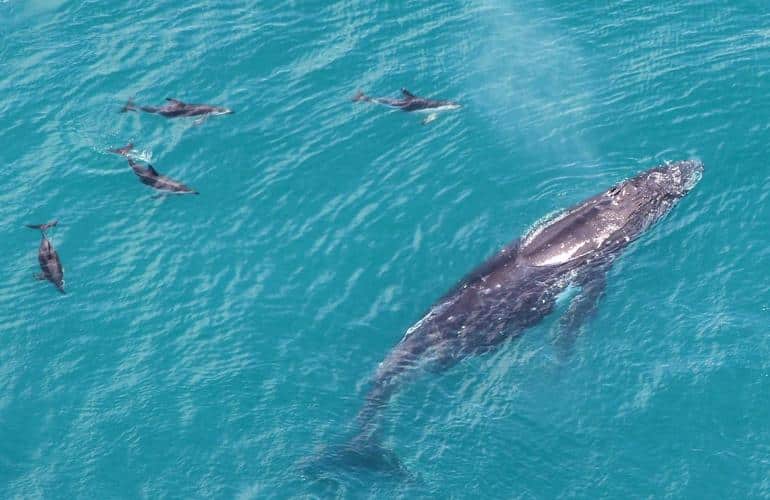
[1,0,770,497]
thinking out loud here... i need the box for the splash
[473,0,596,158]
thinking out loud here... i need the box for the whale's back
[519,195,631,268]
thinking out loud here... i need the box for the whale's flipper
[121,97,136,113]
[401,88,416,99]
[147,165,160,176]
[26,221,58,232]
[554,266,607,359]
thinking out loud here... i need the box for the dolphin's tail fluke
[351,90,369,102]
[109,143,134,156]
[121,97,137,113]
[26,220,58,232]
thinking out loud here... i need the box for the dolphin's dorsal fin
[147,164,160,176]
[165,98,185,105]
[401,88,416,99]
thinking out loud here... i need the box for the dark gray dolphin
[121,97,233,124]
[324,160,704,474]
[27,221,65,294]
[110,144,199,195]
[352,88,461,123]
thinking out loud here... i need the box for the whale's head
[606,160,703,232]
[623,160,703,202]
[637,160,704,199]
[519,160,703,268]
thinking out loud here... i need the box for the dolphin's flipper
[193,116,208,126]
[147,165,160,176]
[401,88,416,98]
[554,266,607,359]
[421,113,438,125]
[165,98,185,105]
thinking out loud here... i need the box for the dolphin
[110,144,199,195]
[27,221,65,294]
[121,97,233,124]
[320,160,704,475]
[352,88,461,124]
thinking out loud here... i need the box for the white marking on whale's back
[520,200,624,267]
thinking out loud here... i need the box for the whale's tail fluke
[121,97,137,113]
[110,143,134,156]
[26,220,58,233]
[301,380,414,480]
[301,432,411,482]
[351,90,369,103]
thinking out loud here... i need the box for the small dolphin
[352,88,461,124]
[110,144,199,195]
[27,221,65,294]
[121,97,233,124]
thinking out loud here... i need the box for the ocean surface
[2,0,770,497]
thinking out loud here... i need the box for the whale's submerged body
[319,161,704,475]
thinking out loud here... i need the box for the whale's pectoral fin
[421,113,438,125]
[554,267,607,360]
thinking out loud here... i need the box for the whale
[27,221,65,294]
[110,144,199,195]
[121,97,233,124]
[317,160,704,475]
[352,88,461,124]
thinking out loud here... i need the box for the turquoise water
[2,0,770,497]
